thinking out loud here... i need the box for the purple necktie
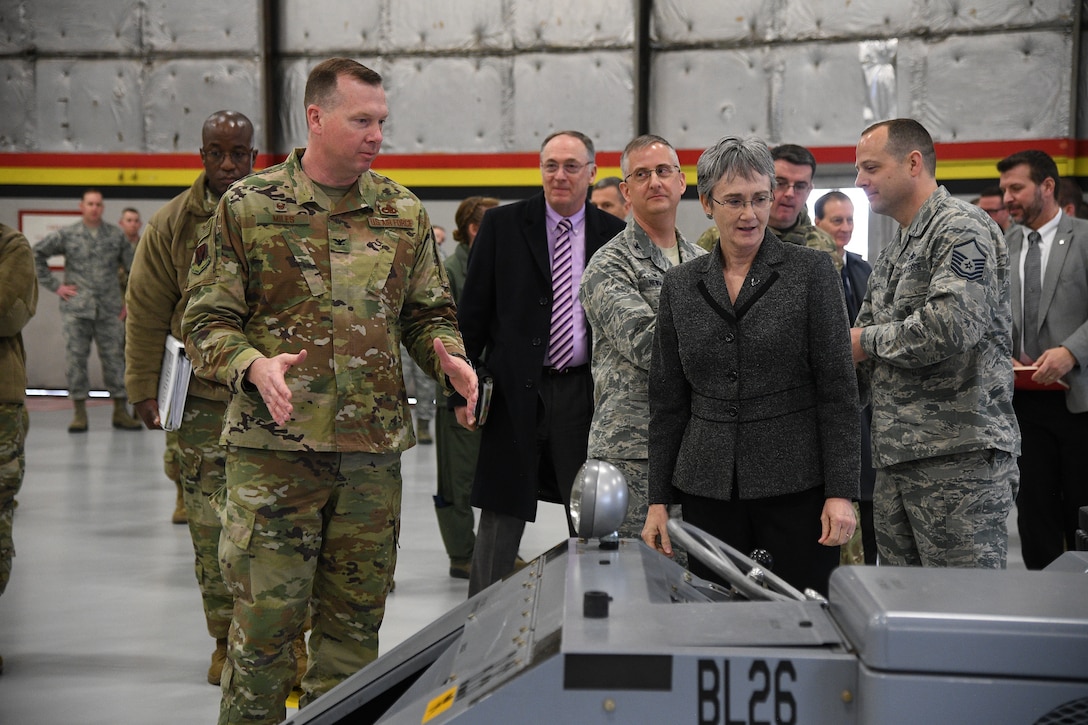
[548,218,574,370]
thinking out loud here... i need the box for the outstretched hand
[245,349,308,426]
[434,338,478,429]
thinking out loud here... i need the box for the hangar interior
[0,2,1084,723]
[1,0,1084,388]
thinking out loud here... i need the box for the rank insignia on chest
[331,235,350,254]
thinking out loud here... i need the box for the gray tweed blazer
[648,231,861,504]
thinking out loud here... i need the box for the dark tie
[841,262,856,321]
[1023,230,1043,360]
[548,218,575,370]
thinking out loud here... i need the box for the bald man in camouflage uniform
[33,190,142,431]
[580,135,704,539]
[0,223,38,675]
[696,143,841,269]
[852,119,1020,569]
[125,110,263,686]
[183,59,476,725]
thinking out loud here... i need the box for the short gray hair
[696,136,776,200]
[620,134,677,177]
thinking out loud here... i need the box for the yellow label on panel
[422,686,458,723]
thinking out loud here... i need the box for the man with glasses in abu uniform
[453,130,626,596]
[696,143,840,269]
[579,134,704,543]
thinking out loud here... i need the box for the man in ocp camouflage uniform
[125,111,273,686]
[580,135,704,540]
[851,118,1020,568]
[182,58,477,725]
[696,143,841,270]
[33,190,142,432]
[0,222,38,676]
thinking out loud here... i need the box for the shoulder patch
[192,240,210,273]
[187,225,218,288]
[950,239,986,282]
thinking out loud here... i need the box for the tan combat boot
[68,400,88,433]
[112,400,142,430]
[171,480,187,524]
[207,638,228,685]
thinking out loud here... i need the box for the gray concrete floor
[0,400,1025,724]
[0,402,571,725]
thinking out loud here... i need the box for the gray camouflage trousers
[875,449,1018,568]
[172,396,231,640]
[0,403,28,596]
[63,313,127,400]
[218,447,401,725]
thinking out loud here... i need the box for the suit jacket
[1009,213,1088,412]
[648,232,860,505]
[842,250,872,325]
[456,192,625,521]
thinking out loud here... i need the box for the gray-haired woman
[641,136,860,595]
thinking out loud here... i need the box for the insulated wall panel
[277,0,385,53]
[650,49,773,151]
[900,31,1071,141]
[911,0,1073,33]
[143,0,261,53]
[652,0,778,44]
[34,60,144,151]
[512,0,634,48]
[388,0,511,51]
[0,60,34,150]
[24,0,140,53]
[380,57,510,153]
[774,42,875,147]
[144,60,262,153]
[277,58,327,150]
[0,2,32,54]
[512,51,633,153]
[777,0,915,39]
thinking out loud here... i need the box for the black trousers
[1012,391,1088,569]
[468,366,592,596]
[678,486,841,597]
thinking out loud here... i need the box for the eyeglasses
[541,161,591,176]
[775,178,812,194]
[624,164,680,185]
[202,147,253,166]
[708,194,774,212]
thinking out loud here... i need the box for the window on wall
[808,187,870,261]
